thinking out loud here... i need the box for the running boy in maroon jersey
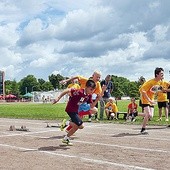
[53,79,101,145]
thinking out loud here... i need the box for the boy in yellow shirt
[139,67,164,134]
[105,97,118,120]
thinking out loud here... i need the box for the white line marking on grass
[0,143,155,170]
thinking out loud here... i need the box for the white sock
[64,135,69,140]
[66,121,69,126]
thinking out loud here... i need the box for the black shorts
[67,112,83,126]
[139,100,143,107]
[158,101,168,109]
[142,104,154,108]
[129,111,138,117]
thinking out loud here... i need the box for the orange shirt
[77,75,102,95]
[139,78,161,105]
[67,83,80,89]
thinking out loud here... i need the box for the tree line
[5,74,141,99]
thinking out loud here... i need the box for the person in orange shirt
[60,71,102,95]
[139,67,164,134]
[60,71,106,132]
[60,71,106,121]
[105,97,118,120]
[156,80,170,122]
[67,79,80,89]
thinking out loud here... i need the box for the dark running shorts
[142,104,154,108]
[158,101,168,109]
[67,112,83,126]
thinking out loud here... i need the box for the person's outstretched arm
[52,88,70,104]
[60,76,79,85]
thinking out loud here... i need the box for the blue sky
[1,0,170,82]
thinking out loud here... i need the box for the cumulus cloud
[0,0,170,82]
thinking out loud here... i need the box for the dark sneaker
[62,138,73,146]
[140,129,148,135]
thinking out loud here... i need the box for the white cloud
[0,0,170,82]
[153,25,169,41]
[0,23,19,47]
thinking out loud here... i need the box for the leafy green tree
[41,81,54,91]
[5,80,20,96]
[19,75,39,95]
[38,78,46,85]
[111,75,130,98]
[49,74,65,90]
[38,78,46,91]
[128,82,139,98]
[4,73,143,99]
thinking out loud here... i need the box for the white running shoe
[62,138,73,146]
[88,118,92,122]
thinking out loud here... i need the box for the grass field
[0,100,169,126]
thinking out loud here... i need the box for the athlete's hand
[52,98,60,104]
[150,100,157,105]
[60,80,67,85]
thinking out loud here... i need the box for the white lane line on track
[85,124,170,134]
[7,132,169,154]
[0,119,51,125]
[73,140,170,154]
[1,123,170,142]
[24,134,170,154]
[0,129,61,138]
[0,143,155,170]
[76,131,170,142]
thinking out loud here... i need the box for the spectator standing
[156,80,170,122]
[138,76,146,113]
[100,75,113,120]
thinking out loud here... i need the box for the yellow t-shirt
[67,83,80,89]
[157,81,170,102]
[77,75,102,95]
[139,78,161,104]
[105,102,118,113]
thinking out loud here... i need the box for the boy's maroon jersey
[65,88,92,113]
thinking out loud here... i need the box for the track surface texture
[0,118,169,170]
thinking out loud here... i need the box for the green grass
[0,100,169,126]
[0,103,69,120]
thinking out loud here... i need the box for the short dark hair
[154,67,164,77]
[86,79,96,89]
